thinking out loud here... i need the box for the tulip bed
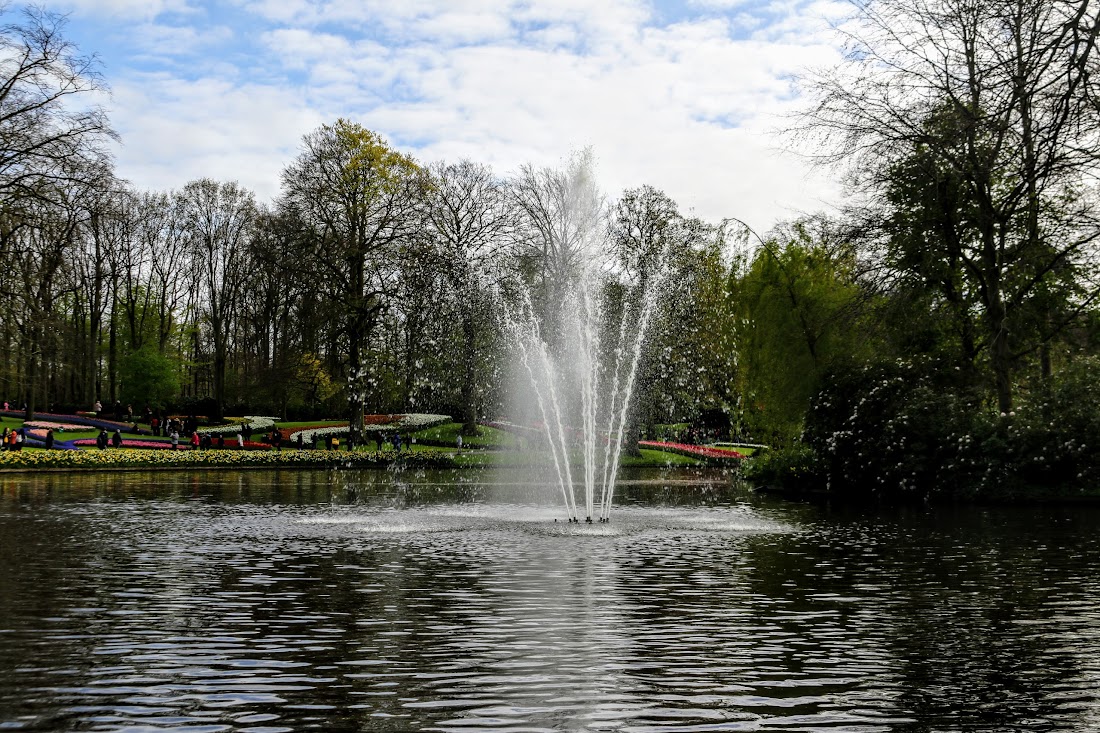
[638,440,746,461]
[0,448,456,470]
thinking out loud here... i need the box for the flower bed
[638,440,745,461]
[1,411,146,433]
[70,438,175,449]
[293,414,450,444]
[0,448,456,470]
[22,421,89,431]
[69,438,275,451]
[197,416,278,436]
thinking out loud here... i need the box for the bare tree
[425,159,512,433]
[178,178,257,420]
[509,148,605,340]
[798,0,1100,411]
[0,5,114,205]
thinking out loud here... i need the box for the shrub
[802,356,1100,499]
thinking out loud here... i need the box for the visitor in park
[404,432,412,450]
[94,399,102,416]
[150,416,159,436]
[170,429,179,450]
[190,431,200,449]
[296,433,304,449]
[272,430,282,451]
[96,429,108,450]
[112,429,122,448]
[1,427,8,449]
[44,429,54,450]
[6,429,15,451]
[392,432,402,452]
[217,434,225,449]
[332,435,340,450]
[236,431,243,448]
[374,432,383,451]
[456,434,462,449]
[15,428,24,451]
[126,404,133,420]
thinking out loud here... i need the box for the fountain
[504,250,669,524]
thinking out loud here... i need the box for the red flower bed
[275,423,349,441]
[638,440,745,460]
[70,439,274,450]
[364,414,403,425]
[73,438,177,449]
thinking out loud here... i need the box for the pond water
[1,468,1099,732]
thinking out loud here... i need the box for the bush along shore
[741,357,1100,503]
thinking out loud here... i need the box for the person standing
[44,429,54,450]
[191,431,200,450]
[236,431,244,448]
[96,429,108,450]
[15,429,24,451]
[112,429,123,448]
[170,429,179,450]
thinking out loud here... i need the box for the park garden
[0,2,1096,500]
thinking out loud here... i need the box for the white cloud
[70,0,849,232]
[39,0,194,21]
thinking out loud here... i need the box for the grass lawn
[274,420,348,429]
[451,446,705,469]
[413,422,523,449]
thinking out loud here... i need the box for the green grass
[274,420,347,429]
[413,421,523,449]
[451,446,705,469]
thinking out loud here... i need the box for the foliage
[119,346,179,410]
[740,443,820,490]
[732,219,873,444]
[802,356,1100,499]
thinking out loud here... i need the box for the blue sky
[37,0,849,233]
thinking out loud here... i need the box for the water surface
[1,469,1098,732]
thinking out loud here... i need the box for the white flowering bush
[198,416,277,436]
[293,414,450,445]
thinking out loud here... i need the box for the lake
[1,468,1098,732]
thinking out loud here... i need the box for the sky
[36,0,852,234]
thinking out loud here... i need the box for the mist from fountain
[505,251,669,524]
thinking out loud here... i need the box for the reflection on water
[1,469,1099,732]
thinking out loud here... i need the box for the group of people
[95,429,125,449]
[1,427,26,450]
